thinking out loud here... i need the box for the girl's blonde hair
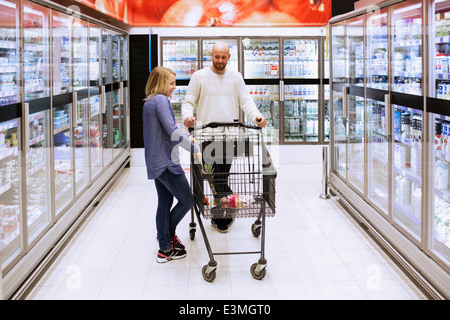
[144,66,176,100]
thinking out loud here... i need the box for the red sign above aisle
[74,0,331,27]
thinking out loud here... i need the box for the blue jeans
[154,169,193,251]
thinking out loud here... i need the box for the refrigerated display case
[0,1,130,300]
[329,0,449,299]
[160,36,328,145]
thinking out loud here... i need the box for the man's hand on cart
[184,116,196,128]
[256,116,267,128]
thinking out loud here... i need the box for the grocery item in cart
[220,194,254,208]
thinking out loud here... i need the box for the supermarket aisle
[23,147,427,300]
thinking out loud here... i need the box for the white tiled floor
[24,147,427,300]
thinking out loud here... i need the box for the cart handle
[188,121,262,133]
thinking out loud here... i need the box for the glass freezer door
[429,0,450,267]
[52,11,72,95]
[89,23,102,179]
[0,0,19,107]
[74,98,89,194]
[366,98,389,214]
[242,38,279,79]
[202,38,239,72]
[247,84,279,143]
[0,117,21,270]
[366,8,388,91]
[23,0,50,101]
[26,110,52,244]
[331,21,348,178]
[283,84,319,143]
[162,38,199,80]
[112,34,120,82]
[73,18,88,91]
[391,0,423,95]
[366,9,389,215]
[347,15,365,193]
[112,89,120,156]
[392,105,422,242]
[283,39,318,79]
[53,103,74,214]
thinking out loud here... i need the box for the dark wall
[129,34,158,148]
[332,0,359,17]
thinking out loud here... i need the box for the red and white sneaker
[171,235,185,251]
[156,248,187,263]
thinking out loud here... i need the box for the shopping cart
[188,121,277,282]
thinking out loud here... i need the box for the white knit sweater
[181,67,262,126]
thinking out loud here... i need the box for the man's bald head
[210,41,231,73]
[212,41,230,55]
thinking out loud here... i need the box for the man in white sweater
[182,41,266,233]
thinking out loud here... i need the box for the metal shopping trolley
[188,121,277,282]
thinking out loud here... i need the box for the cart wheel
[189,223,196,240]
[202,265,216,282]
[250,263,266,280]
[251,222,261,237]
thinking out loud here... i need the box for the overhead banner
[75,0,331,27]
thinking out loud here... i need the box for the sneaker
[171,235,185,251]
[156,248,187,263]
[211,218,229,233]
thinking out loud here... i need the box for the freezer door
[52,10,72,95]
[392,105,423,242]
[242,38,279,79]
[53,103,74,215]
[162,38,199,80]
[246,84,279,144]
[366,98,389,215]
[0,117,22,271]
[428,1,450,267]
[283,39,318,79]
[0,0,19,107]
[366,7,388,91]
[391,0,423,95]
[331,20,348,179]
[24,0,50,101]
[26,110,52,244]
[283,84,319,143]
[75,98,89,194]
[73,18,89,92]
[89,23,102,179]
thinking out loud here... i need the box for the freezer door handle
[342,86,349,118]
[23,103,30,152]
[280,80,284,102]
[119,82,124,105]
[384,93,391,136]
[72,91,78,130]
[100,86,106,114]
